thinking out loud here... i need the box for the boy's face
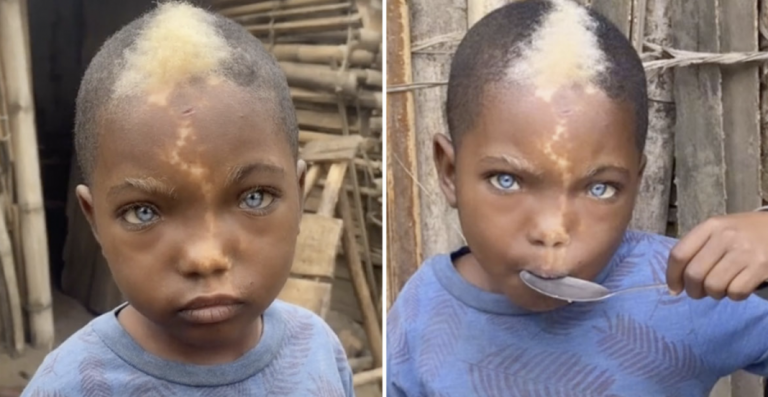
[77,80,303,346]
[435,84,643,311]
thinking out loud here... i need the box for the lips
[178,295,244,324]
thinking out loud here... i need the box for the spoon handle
[610,283,668,296]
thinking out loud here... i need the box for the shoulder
[22,322,113,395]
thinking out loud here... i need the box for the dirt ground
[0,291,381,396]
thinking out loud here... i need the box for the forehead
[464,85,637,165]
[92,81,291,188]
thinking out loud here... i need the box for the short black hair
[446,0,648,153]
[75,2,298,184]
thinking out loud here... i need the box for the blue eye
[123,205,158,225]
[490,173,520,191]
[240,190,275,210]
[588,183,617,199]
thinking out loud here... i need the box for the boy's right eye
[489,173,521,192]
[122,205,159,225]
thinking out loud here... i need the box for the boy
[387,0,768,395]
[22,2,353,396]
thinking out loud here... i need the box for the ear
[433,134,458,208]
[296,159,307,224]
[76,185,100,245]
[638,153,647,177]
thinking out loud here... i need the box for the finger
[668,220,719,294]
[682,234,728,299]
[702,251,748,300]
[727,265,768,301]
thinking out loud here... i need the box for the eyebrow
[479,154,543,176]
[226,162,286,185]
[108,177,177,199]
[583,165,631,179]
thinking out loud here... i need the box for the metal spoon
[519,270,666,302]
[519,271,768,302]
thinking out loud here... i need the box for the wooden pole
[279,62,359,95]
[272,44,375,67]
[338,189,382,367]
[0,191,23,355]
[671,0,726,236]
[246,14,362,36]
[0,0,54,349]
[232,2,353,25]
[630,0,675,234]
[762,0,768,203]
[219,0,342,17]
[352,367,382,386]
[386,0,422,308]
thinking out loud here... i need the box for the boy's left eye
[588,183,617,199]
[239,189,275,210]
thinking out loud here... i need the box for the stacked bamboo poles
[215,0,383,371]
[0,0,54,352]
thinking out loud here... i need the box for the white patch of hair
[507,0,607,100]
[112,2,232,99]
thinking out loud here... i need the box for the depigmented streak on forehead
[113,2,231,100]
[508,0,607,101]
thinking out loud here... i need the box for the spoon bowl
[519,270,666,302]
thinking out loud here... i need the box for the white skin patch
[113,2,232,103]
[508,0,607,102]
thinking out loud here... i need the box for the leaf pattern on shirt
[29,390,68,397]
[78,326,102,346]
[387,307,410,366]
[36,351,60,379]
[400,272,425,324]
[309,375,345,397]
[417,292,465,382]
[125,372,177,396]
[468,348,619,397]
[594,314,703,387]
[262,306,315,395]
[78,355,111,397]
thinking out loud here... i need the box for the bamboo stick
[220,0,342,17]
[233,3,353,25]
[352,367,382,386]
[280,62,359,95]
[297,109,360,133]
[291,87,382,108]
[354,69,382,87]
[0,0,54,349]
[272,44,375,67]
[264,31,351,45]
[0,191,23,355]
[247,14,362,36]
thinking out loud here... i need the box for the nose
[526,211,571,248]
[178,235,232,277]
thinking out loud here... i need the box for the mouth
[178,294,244,324]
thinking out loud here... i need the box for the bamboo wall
[387,0,767,396]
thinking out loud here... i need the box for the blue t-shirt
[23,300,353,396]
[387,230,768,396]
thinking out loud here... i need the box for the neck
[118,304,263,365]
